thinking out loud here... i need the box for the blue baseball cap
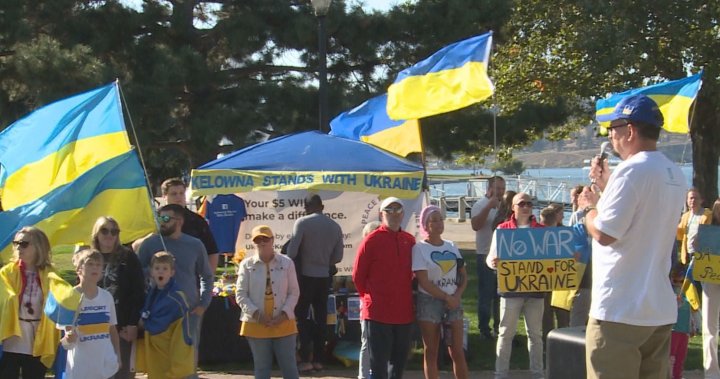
[597,94,664,128]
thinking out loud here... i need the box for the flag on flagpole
[0,149,156,262]
[0,83,132,209]
[330,94,421,157]
[43,272,83,325]
[595,71,703,134]
[386,32,494,120]
[0,83,155,262]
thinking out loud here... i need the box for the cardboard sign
[692,225,720,284]
[496,227,584,293]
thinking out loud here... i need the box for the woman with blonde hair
[0,227,67,378]
[413,205,468,379]
[90,216,145,379]
[236,225,300,379]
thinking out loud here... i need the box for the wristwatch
[582,206,597,214]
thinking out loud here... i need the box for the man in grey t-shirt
[138,203,213,378]
[470,176,505,339]
[287,194,343,372]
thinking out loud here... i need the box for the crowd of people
[1,95,720,379]
[0,178,218,379]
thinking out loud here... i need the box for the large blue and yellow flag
[0,83,155,262]
[0,149,155,262]
[595,71,703,134]
[329,94,421,157]
[386,32,494,120]
[0,83,132,209]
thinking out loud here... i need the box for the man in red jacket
[353,197,415,379]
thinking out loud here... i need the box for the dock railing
[431,176,578,220]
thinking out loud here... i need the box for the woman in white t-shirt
[412,205,468,379]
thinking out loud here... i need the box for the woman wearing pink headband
[412,205,468,379]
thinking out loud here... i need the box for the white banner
[233,190,424,275]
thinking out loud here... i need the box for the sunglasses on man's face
[382,207,403,214]
[100,227,120,237]
[514,201,533,208]
[12,240,30,248]
[157,215,176,223]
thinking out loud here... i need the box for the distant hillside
[513,134,692,168]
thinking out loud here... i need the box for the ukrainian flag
[136,279,194,378]
[551,223,592,311]
[0,149,155,262]
[330,94,421,157]
[0,83,155,262]
[0,264,78,367]
[682,259,701,311]
[0,82,132,209]
[44,271,82,325]
[386,32,494,121]
[595,71,703,134]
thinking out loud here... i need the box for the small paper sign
[692,225,720,283]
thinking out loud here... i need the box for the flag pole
[116,80,166,251]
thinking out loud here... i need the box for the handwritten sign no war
[496,227,580,293]
[692,225,720,284]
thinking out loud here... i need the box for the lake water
[428,166,696,198]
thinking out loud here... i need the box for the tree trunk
[690,88,720,208]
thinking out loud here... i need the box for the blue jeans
[187,311,202,378]
[477,254,499,335]
[246,334,299,379]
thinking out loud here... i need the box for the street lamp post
[311,0,331,132]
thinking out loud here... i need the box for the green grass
[51,247,705,372]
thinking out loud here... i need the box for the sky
[354,0,399,12]
[123,0,403,13]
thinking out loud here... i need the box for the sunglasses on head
[382,207,403,214]
[158,215,175,223]
[12,240,30,248]
[515,201,533,208]
[100,227,120,237]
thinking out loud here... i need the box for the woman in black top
[91,216,146,379]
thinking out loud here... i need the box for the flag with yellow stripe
[0,82,131,209]
[595,71,702,134]
[387,32,494,120]
[330,94,421,157]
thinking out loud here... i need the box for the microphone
[598,141,610,163]
[591,142,611,185]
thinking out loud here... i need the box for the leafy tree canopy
[1,0,717,202]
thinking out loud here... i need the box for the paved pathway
[188,368,706,378]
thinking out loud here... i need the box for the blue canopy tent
[189,131,425,365]
[190,130,425,198]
